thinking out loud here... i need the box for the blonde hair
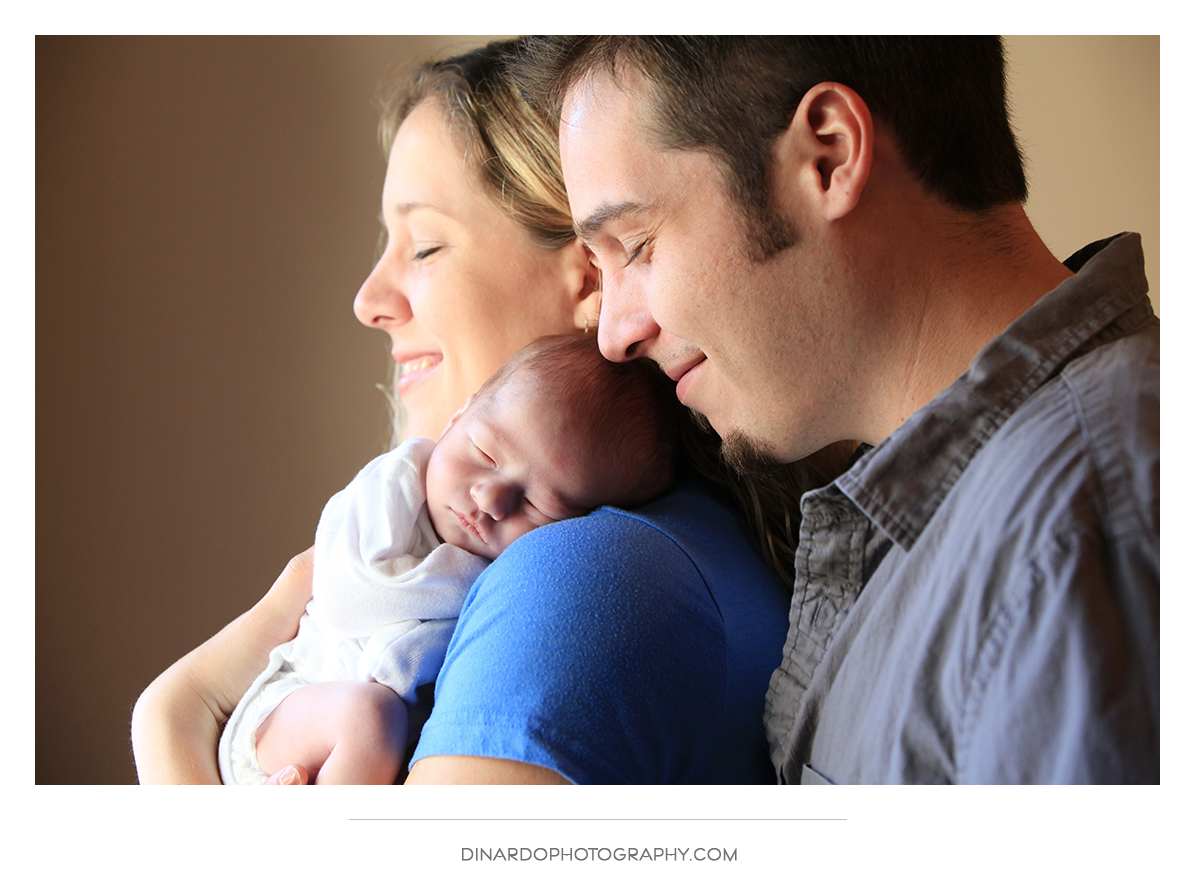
[377,39,575,250]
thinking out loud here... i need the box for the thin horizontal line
[350,817,846,822]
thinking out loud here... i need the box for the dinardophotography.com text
[461,847,737,863]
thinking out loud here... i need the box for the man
[524,36,1159,783]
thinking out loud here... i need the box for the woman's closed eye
[413,245,443,262]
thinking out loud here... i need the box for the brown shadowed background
[34,36,1159,784]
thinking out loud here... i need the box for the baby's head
[425,335,677,560]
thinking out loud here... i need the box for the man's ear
[772,81,873,222]
[567,241,603,333]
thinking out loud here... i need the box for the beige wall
[36,36,494,784]
[35,36,1160,784]
[1006,35,1160,311]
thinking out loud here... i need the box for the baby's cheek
[503,520,536,551]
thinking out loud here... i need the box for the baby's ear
[439,394,475,439]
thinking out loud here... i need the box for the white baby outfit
[218,437,489,785]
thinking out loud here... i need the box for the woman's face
[354,101,588,441]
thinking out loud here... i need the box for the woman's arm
[130,548,315,784]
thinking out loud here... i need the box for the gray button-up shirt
[763,233,1159,784]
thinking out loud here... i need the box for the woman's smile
[394,353,442,394]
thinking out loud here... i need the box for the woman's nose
[353,255,412,329]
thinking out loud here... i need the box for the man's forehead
[560,63,652,137]
[559,65,664,228]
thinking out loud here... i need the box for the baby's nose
[472,480,517,521]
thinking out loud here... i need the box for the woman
[131,38,815,785]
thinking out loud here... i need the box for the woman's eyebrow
[574,200,647,243]
[382,201,452,222]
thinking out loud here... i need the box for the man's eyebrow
[574,201,647,241]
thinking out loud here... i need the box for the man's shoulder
[902,324,1160,601]
[1060,315,1159,409]
[987,324,1159,540]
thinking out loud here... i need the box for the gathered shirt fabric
[764,233,1159,784]
[411,481,791,784]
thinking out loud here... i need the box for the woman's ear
[772,81,873,223]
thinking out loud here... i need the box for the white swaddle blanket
[218,437,489,784]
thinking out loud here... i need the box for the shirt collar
[834,232,1153,551]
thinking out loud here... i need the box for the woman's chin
[404,415,451,443]
[397,385,450,442]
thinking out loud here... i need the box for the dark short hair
[518,36,1028,257]
[475,334,678,508]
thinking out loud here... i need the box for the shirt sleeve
[409,507,729,784]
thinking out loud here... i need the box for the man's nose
[596,275,661,362]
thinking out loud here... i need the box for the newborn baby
[218,334,676,784]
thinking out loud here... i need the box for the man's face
[559,67,860,464]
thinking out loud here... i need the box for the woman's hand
[130,548,315,784]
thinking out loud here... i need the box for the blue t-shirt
[410,480,789,783]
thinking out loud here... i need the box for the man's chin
[720,429,788,476]
[688,408,786,475]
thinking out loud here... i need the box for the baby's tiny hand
[264,764,309,785]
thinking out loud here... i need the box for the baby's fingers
[264,764,309,785]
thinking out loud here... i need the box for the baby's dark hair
[474,334,678,508]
